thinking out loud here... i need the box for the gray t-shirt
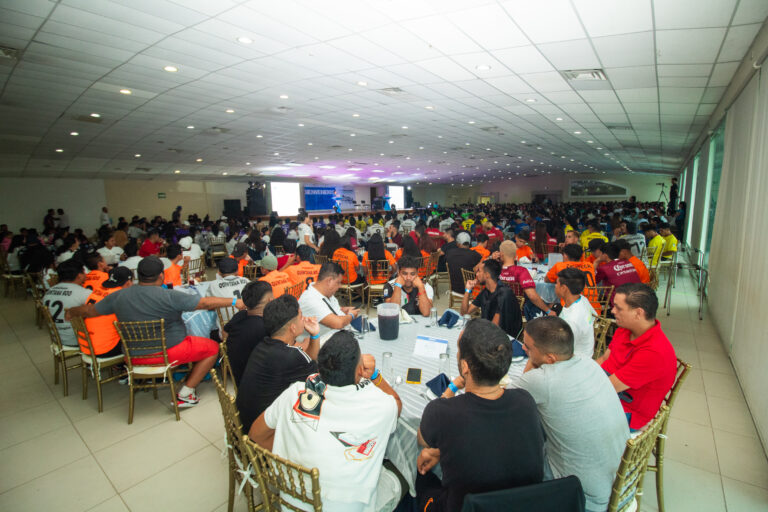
[518,357,630,512]
[95,285,200,354]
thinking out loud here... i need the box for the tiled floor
[1,273,767,511]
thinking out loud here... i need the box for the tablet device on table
[350,315,376,332]
[425,373,450,396]
[406,368,422,384]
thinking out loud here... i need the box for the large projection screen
[388,185,405,211]
[270,182,301,216]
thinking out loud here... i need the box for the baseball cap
[218,257,239,275]
[178,236,192,249]
[260,254,278,271]
[102,266,133,288]
[456,232,472,246]
[137,256,164,280]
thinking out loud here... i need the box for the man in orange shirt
[230,243,251,277]
[471,233,491,260]
[545,244,601,315]
[83,253,110,291]
[80,266,133,357]
[514,231,536,262]
[616,239,650,284]
[163,244,186,288]
[259,254,296,297]
[282,246,320,292]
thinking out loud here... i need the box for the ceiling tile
[492,46,554,74]
[718,23,762,62]
[657,64,713,77]
[593,32,655,68]
[732,0,768,25]
[607,66,657,89]
[500,0,585,44]
[709,62,740,86]
[656,28,727,64]
[537,39,601,70]
[446,4,530,50]
[654,0,737,29]
[573,0,653,37]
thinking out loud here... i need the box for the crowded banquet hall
[1,1,767,511]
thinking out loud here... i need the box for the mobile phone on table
[406,368,422,384]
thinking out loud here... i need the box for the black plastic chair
[461,476,585,512]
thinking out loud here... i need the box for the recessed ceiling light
[425,105,434,110]
[352,113,360,117]
[163,65,178,72]
[297,123,304,127]
[196,158,203,162]
[419,146,424,150]
[319,165,336,169]
[587,140,594,143]
[55,148,63,153]
[174,169,181,174]
[357,81,368,86]
[596,147,602,150]
[348,148,353,151]
[225,109,235,113]
[294,174,309,177]
[372,169,384,173]
[475,65,491,71]
[350,133,356,137]
[573,131,582,134]
[90,113,100,118]
[307,142,313,146]
[279,94,289,99]
[525,98,537,103]
[222,172,228,175]
[274,152,279,156]
[555,117,563,121]
[388,140,394,144]
[134,153,141,158]
[468,121,475,124]
[401,126,408,129]
[256,134,263,138]
[70,131,78,136]
[604,153,610,156]
[246,162,251,165]
[119,89,132,95]
[186,125,194,129]
[520,140,526,144]
[237,36,253,44]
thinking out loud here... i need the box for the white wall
[0,177,107,233]
[708,69,768,452]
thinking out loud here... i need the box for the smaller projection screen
[387,185,405,211]
[269,182,301,216]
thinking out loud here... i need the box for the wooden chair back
[366,259,391,286]
[607,406,669,512]
[313,254,328,266]
[285,281,304,300]
[243,437,323,512]
[585,285,614,318]
[593,316,613,360]
[243,264,260,281]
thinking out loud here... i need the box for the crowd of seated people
[0,198,684,511]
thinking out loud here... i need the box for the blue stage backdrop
[304,186,337,211]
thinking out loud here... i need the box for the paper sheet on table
[413,335,448,359]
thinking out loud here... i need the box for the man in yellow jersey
[658,223,678,260]
[580,220,609,251]
[643,225,665,268]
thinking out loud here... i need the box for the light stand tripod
[657,183,668,203]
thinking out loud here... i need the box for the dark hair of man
[263,294,300,336]
[318,330,361,387]
[317,261,343,282]
[562,244,582,261]
[167,244,182,260]
[298,213,308,222]
[241,281,273,310]
[515,230,530,242]
[84,253,103,271]
[392,220,401,229]
[57,260,83,282]
[557,267,586,296]
[587,219,601,230]
[458,318,512,386]
[482,258,501,282]
[624,221,637,235]
[658,222,670,230]
[613,239,631,254]
[147,229,159,238]
[295,244,312,262]
[604,242,621,260]
[397,255,419,272]
[366,233,386,261]
[232,243,248,258]
[588,238,607,253]
[524,316,574,357]
[443,227,455,239]
[616,283,658,320]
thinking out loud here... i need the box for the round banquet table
[519,263,558,304]
[358,316,527,496]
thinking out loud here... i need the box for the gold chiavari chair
[71,317,125,413]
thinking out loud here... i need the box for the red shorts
[131,336,218,366]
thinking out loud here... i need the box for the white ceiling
[0,0,765,185]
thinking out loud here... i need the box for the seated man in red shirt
[595,242,641,306]
[597,283,677,431]
[138,230,164,257]
[496,240,555,321]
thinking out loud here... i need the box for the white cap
[456,232,472,246]
[178,236,192,249]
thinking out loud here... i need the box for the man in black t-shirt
[223,280,274,386]
[417,319,544,511]
[460,259,522,339]
[238,294,320,433]
[437,228,457,272]
[445,232,482,294]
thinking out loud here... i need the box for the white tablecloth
[357,317,526,496]
[520,263,557,303]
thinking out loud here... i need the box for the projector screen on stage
[388,185,405,211]
[269,182,301,216]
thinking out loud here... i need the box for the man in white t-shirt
[555,267,597,359]
[207,258,249,300]
[42,260,91,346]
[249,331,404,512]
[297,213,319,251]
[520,317,629,512]
[178,236,203,261]
[97,234,125,266]
[299,262,359,340]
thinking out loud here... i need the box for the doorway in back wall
[532,191,562,204]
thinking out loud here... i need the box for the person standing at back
[417,319,544,511]
[519,316,629,512]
